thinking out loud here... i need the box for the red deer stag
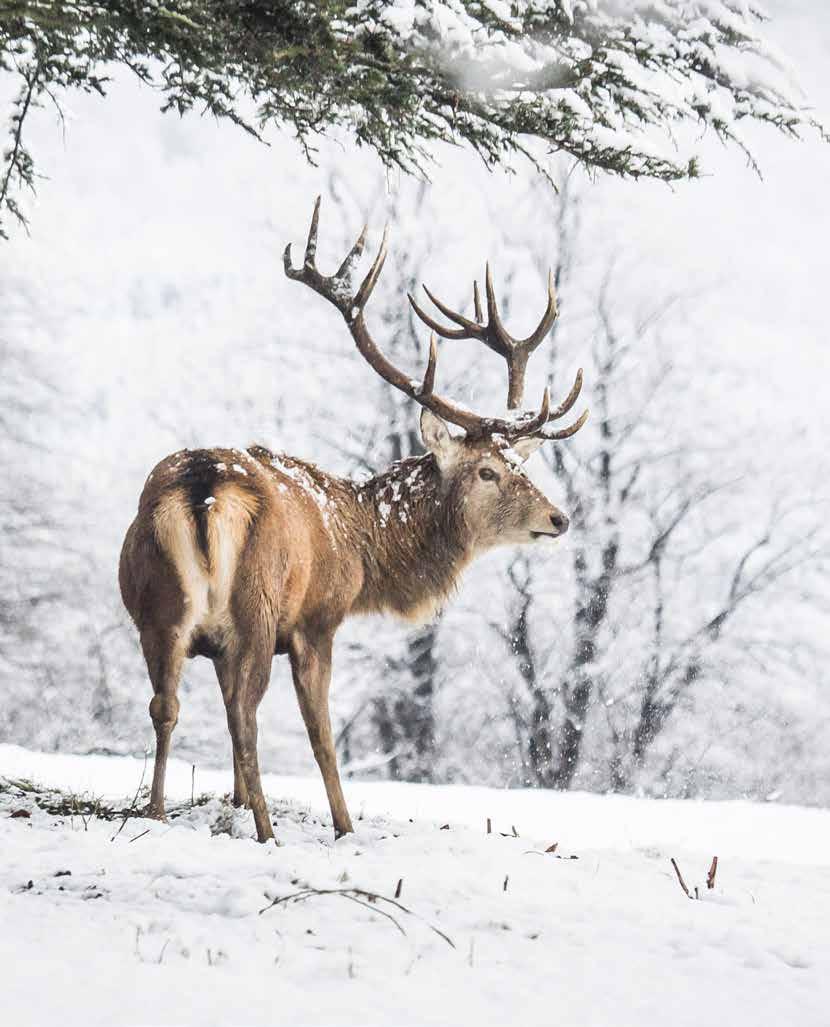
[119,198,588,843]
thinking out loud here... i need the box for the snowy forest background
[2,0,829,806]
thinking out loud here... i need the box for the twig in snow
[110,753,148,842]
[129,829,150,844]
[259,887,455,949]
[503,875,509,892]
[404,952,422,976]
[486,817,492,835]
[75,797,90,832]
[671,856,719,899]
[394,878,403,899]
[670,858,691,899]
[512,825,519,838]
[278,888,406,936]
[522,846,577,860]
[191,764,196,807]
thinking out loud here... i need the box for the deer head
[415,410,570,547]
[284,197,587,549]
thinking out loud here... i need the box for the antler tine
[539,408,590,440]
[484,263,558,354]
[305,194,321,265]
[421,285,485,337]
[353,224,389,313]
[407,291,471,341]
[420,333,438,396]
[283,240,296,277]
[408,280,506,355]
[284,195,338,308]
[506,370,587,442]
[520,270,558,352]
[548,368,583,421]
[335,223,367,281]
[484,263,511,355]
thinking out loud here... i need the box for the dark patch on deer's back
[179,450,220,564]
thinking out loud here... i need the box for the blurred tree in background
[491,177,828,798]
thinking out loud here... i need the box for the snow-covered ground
[2,745,827,1026]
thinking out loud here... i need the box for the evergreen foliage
[2,0,827,236]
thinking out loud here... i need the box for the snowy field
[2,745,828,1027]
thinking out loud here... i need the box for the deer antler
[284,198,588,443]
[409,266,559,411]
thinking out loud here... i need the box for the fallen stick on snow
[259,886,456,949]
[670,858,692,899]
[707,856,718,890]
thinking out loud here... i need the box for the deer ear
[420,409,458,470]
[511,437,545,462]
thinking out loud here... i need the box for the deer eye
[478,467,499,483]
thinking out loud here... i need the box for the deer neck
[349,455,471,622]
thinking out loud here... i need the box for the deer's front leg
[289,631,354,839]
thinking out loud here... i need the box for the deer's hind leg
[216,634,276,843]
[140,630,184,820]
[213,656,249,809]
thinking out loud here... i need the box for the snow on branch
[2,1,828,235]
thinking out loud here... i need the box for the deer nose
[550,510,569,535]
